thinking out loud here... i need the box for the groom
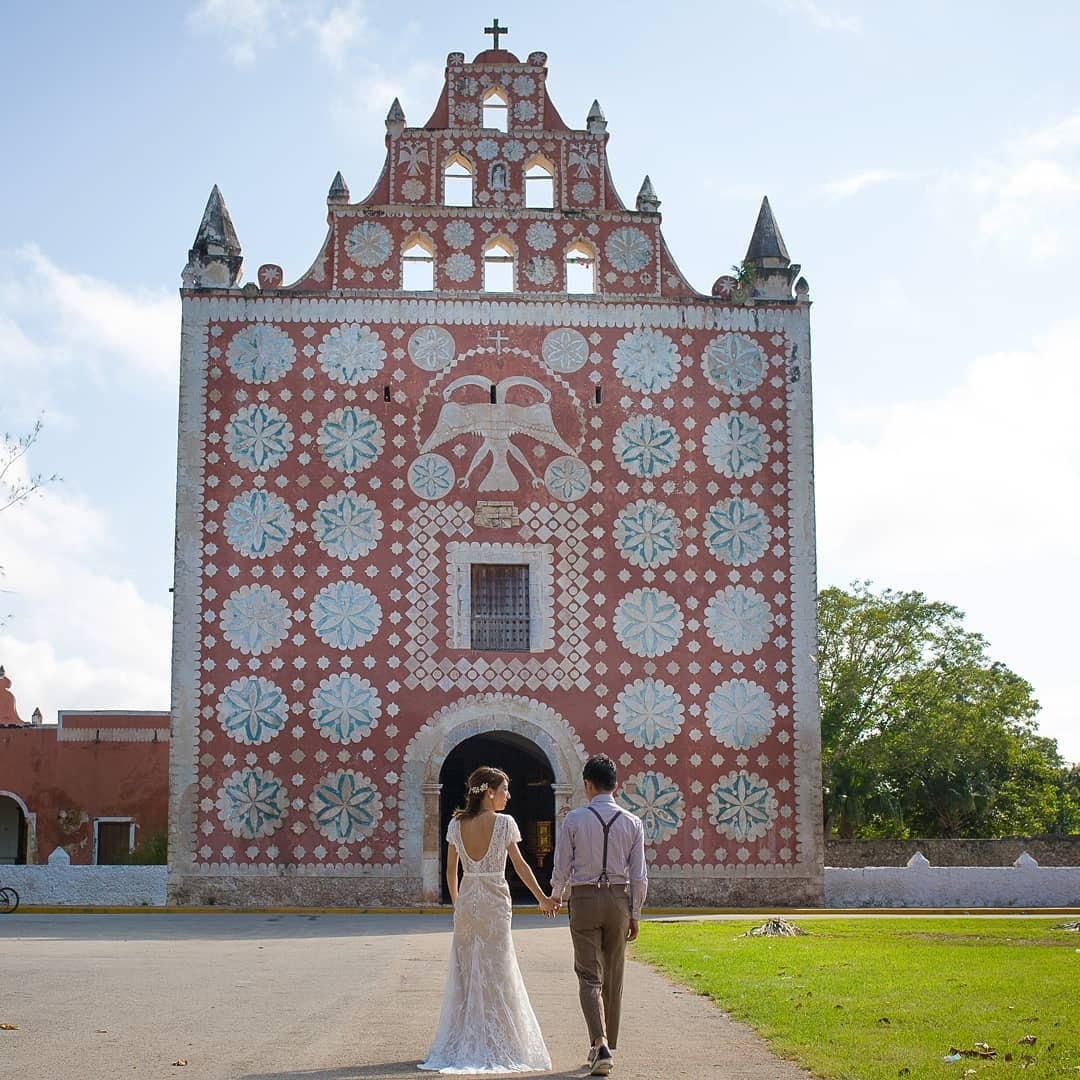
[549,754,648,1077]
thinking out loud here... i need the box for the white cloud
[328,59,443,137]
[817,320,1080,762]
[820,168,910,201]
[188,0,370,68]
[0,637,169,726]
[0,312,46,373]
[1010,111,1080,156]
[776,0,861,33]
[306,2,369,67]
[187,0,285,66]
[951,108,1080,261]
[0,246,178,389]
[0,482,171,724]
[997,158,1080,200]
[0,249,174,726]
[974,159,1080,259]
[0,313,65,430]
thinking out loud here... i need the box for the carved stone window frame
[447,541,555,652]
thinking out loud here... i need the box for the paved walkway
[0,913,812,1079]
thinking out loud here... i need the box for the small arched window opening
[483,237,515,292]
[444,154,474,207]
[403,236,434,291]
[565,241,596,295]
[482,87,509,132]
[524,158,555,209]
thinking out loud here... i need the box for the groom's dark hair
[583,754,617,792]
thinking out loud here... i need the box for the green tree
[883,660,1042,836]
[1051,765,1080,834]
[818,583,966,837]
[818,583,1074,838]
[117,829,168,865]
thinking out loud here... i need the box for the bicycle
[0,885,19,913]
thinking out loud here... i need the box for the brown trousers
[567,885,631,1050]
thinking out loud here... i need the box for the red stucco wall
[0,712,169,864]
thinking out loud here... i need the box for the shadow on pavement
[240,1068,588,1079]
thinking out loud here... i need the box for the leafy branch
[730,261,756,303]
[0,416,60,515]
[1,415,61,627]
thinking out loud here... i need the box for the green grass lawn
[633,917,1080,1079]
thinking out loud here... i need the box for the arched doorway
[439,732,555,903]
[401,692,585,902]
[0,794,28,865]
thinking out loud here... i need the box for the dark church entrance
[439,732,555,903]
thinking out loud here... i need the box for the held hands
[537,894,562,917]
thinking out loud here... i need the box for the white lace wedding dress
[419,813,551,1074]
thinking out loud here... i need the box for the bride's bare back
[457,810,497,862]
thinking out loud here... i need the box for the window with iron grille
[470,564,530,651]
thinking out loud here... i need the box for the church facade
[169,30,823,907]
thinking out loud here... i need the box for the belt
[462,871,505,879]
[571,882,628,892]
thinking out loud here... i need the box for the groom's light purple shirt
[550,793,648,918]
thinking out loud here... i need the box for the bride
[419,766,555,1074]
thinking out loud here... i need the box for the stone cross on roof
[484,18,509,49]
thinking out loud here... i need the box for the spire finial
[181,185,243,288]
[587,100,607,135]
[196,186,240,255]
[744,196,790,264]
[386,97,406,138]
[742,196,801,300]
[636,175,661,214]
[328,171,350,204]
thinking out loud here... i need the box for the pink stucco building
[0,667,168,865]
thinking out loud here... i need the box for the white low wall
[3,863,167,907]
[825,851,1080,908]
[3,850,1078,909]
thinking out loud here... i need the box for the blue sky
[2,1,1078,763]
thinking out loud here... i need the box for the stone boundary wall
[4,852,1078,909]
[2,863,1077,909]
[826,837,1080,867]
[3,863,167,907]
[825,852,1080,908]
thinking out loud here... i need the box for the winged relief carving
[419,375,576,491]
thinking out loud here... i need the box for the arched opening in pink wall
[0,792,30,865]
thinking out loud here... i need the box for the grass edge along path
[632,916,1080,1080]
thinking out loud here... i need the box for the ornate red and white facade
[169,35,823,906]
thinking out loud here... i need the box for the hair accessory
[468,782,489,796]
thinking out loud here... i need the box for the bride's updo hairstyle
[453,766,509,819]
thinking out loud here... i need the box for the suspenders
[587,805,622,887]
